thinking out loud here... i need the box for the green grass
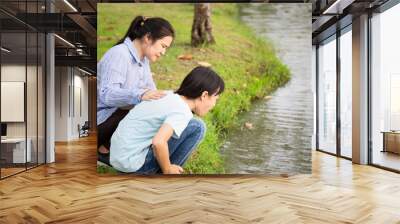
[98,3,290,174]
[97,164,118,174]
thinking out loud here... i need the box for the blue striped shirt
[97,37,156,125]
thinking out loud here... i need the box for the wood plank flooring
[372,151,400,171]
[1,135,400,223]
[1,167,26,178]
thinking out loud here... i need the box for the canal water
[220,4,313,175]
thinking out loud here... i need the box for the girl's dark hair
[115,16,175,46]
[175,66,225,99]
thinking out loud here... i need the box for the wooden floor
[1,167,26,178]
[373,151,400,171]
[1,135,400,223]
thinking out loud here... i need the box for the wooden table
[382,131,400,154]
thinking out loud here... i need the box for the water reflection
[221,3,313,175]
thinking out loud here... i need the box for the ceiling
[0,0,97,74]
[311,0,390,43]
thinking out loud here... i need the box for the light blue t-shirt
[110,92,193,172]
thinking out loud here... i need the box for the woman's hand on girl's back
[141,90,167,101]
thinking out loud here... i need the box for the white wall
[1,65,25,130]
[75,71,89,138]
[1,65,35,138]
[1,63,46,164]
[55,66,69,141]
[54,67,89,141]
[312,45,316,150]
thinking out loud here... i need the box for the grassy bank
[98,3,290,174]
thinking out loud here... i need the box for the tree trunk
[191,3,215,47]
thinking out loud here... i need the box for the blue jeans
[136,118,206,174]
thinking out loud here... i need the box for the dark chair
[78,121,90,138]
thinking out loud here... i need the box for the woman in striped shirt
[97,16,177,159]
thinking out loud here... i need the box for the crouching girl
[110,66,225,174]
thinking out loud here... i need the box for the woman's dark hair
[175,66,225,99]
[115,16,175,46]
